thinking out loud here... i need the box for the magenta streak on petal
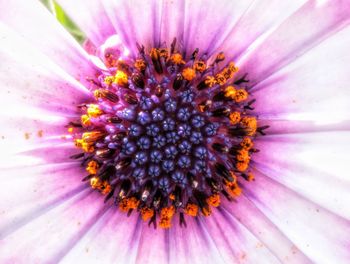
[0,0,97,85]
[236,0,350,87]
[241,170,350,263]
[56,0,116,47]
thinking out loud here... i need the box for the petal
[236,0,350,86]
[252,24,350,125]
[241,170,350,263]
[0,0,96,83]
[101,0,162,56]
[56,0,115,47]
[253,132,350,220]
[214,0,307,60]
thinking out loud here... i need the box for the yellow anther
[207,194,220,207]
[82,131,104,142]
[87,104,103,118]
[184,203,198,217]
[236,161,249,172]
[90,176,100,189]
[86,160,99,175]
[113,70,129,86]
[204,76,216,88]
[241,116,257,136]
[81,114,91,126]
[202,207,212,217]
[134,59,147,71]
[228,62,238,73]
[104,75,115,85]
[182,67,196,81]
[224,86,236,98]
[233,89,248,103]
[215,73,226,86]
[193,60,207,73]
[229,111,241,125]
[240,137,253,150]
[170,53,185,64]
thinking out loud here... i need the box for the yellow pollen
[104,76,115,85]
[90,177,110,194]
[90,176,100,189]
[170,53,185,64]
[81,114,91,126]
[82,131,104,142]
[241,116,257,136]
[229,111,241,125]
[87,104,103,118]
[86,160,99,175]
[134,59,147,71]
[74,139,95,153]
[228,62,239,73]
[67,127,74,133]
[113,70,129,86]
[207,194,221,207]
[215,73,226,86]
[193,60,207,73]
[224,86,236,98]
[141,207,154,221]
[204,76,216,88]
[184,203,198,217]
[233,89,248,103]
[182,67,196,81]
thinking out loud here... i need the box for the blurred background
[40,0,85,43]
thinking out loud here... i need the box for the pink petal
[254,132,350,220]
[240,171,350,263]
[0,0,97,83]
[236,0,350,86]
[56,0,115,47]
[252,25,350,124]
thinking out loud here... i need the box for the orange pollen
[224,85,236,98]
[216,52,225,62]
[169,193,175,200]
[160,206,175,218]
[207,194,221,207]
[182,67,196,81]
[241,117,257,136]
[134,59,147,71]
[184,203,198,217]
[202,207,212,217]
[246,173,255,182]
[113,70,129,86]
[86,160,99,175]
[141,207,154,221]
[233,89,248,103]
[229,111,241,125]
[215,73,226,86]
[240,137,253,150]
[80,114,91,126]
[204,76,216,87]
[119,198,130,212]
[127,197,140,210]
[236,149,250,162]
[158,48,169,58]
[150,48,159,60]
[236,161,249,172]
[159,217,172,229]
[170,53,185,64]
[229,171,238,184]
[67,127,74,133]
[227,182,242,197]
[193,60,206,73]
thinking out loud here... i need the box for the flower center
[70,38,267,229]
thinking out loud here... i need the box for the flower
[0,0,350,263]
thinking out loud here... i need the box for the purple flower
[1,0,350,263]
